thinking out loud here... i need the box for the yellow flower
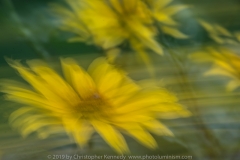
[51,0,188,55]
[190,47,240,91]
[199,20,240,45]
[1,57,190,153]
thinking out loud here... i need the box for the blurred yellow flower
[190,47,240,91]
[2,57,190,153]
[199,20,240,45]
[145,0,189,38]
[51,0,188,56]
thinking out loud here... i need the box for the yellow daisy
[51,0,188,55]
[1,57,190,153]
[190,47,240,91]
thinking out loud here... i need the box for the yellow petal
[224,39,239,45]
[161,5,189,16]
[50,3,90,40]
[105,79,140,107]
[3,90,49,108]
[88,58,124,94]
[9,107,34,124]
[122,0,138,12]
[209,34,225,44]
[106,48,121,63]
[101,36,125,49]
[65,0,83,11]
[63,118,94,147]
[7,59,78,107]
[132,45,156,77]
[117,89,177,113]
[214,61,236,73]
[37,126,65,139]
[108,0,124,14]
[140,37,163,55]
[142,120,173,136]
[198,20,216,34]
[21,118,59,138]
[27,60,80,103]
[1,83,65,112]
[116,123,157,149]
[214,24,232,37]
[61,58,97,99]
[189,52,213,63]
[150,103,191,119]
[154,13,178,26]
[91,120,129,154]
[154,0,173,11]
[10,109,59,138]
[226,80,240,92]
[204,67,235,79]
[234,32,240,42]
[126,19,163,55]
[88,58,108,82]
[161,26,188,39]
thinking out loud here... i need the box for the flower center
[75,93,112,119]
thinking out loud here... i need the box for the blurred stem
[3,0,51,60]
[164,43,224,159]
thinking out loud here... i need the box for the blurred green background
[1,0,240,160]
